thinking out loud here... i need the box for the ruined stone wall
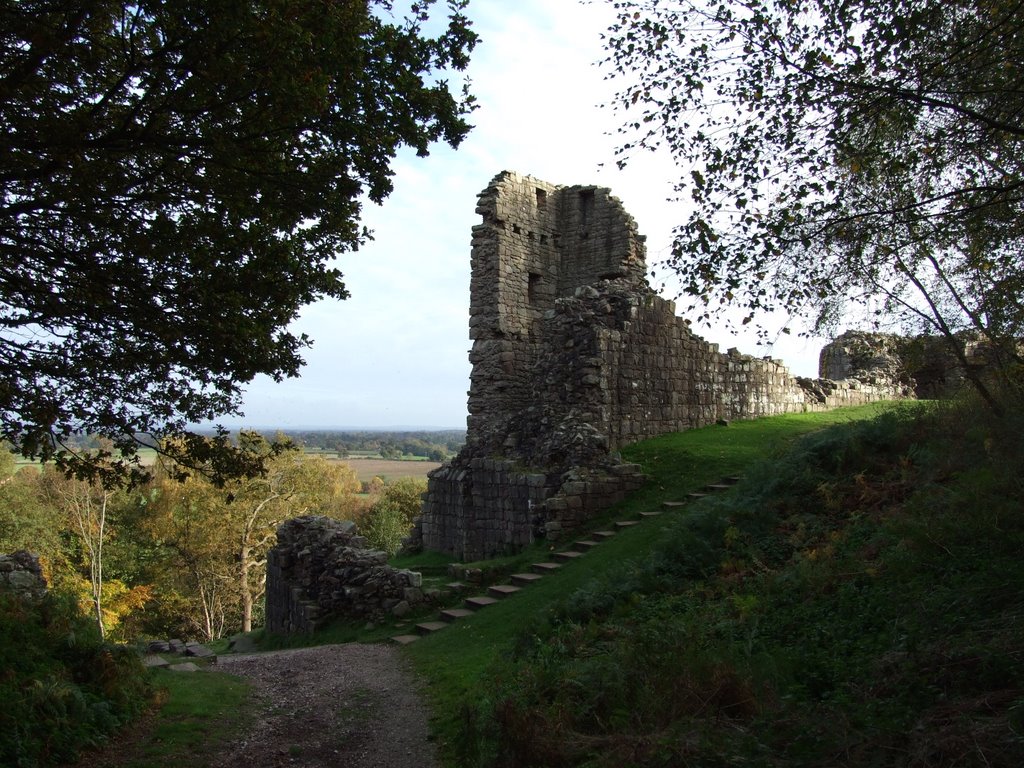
[0,550,46,599]
[819,329,1005,400]
[466,174,648,450]
[265,516,425,634]
[417,171,908,561]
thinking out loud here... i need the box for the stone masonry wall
[265,516,425,634]
[0,550,47,600]
[416,171,910,561]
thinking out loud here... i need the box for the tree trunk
[240,542,253,633]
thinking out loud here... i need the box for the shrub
[0,591,150,767]
[361,477,427,556]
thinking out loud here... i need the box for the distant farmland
[11,449,446,483]
[332,457,442,483]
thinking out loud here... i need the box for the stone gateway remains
[409,171,911,561]
[265,516,427,634]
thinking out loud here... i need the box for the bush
[360,477,427,556]
[0,591,150,767]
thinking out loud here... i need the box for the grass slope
[81,400,1021,767]
[421,399,1024,767]
[397,404,906,763]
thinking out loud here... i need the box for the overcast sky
[224,0,827,430]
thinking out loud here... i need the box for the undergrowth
[458,399,1024,767]
[0,592,150,767]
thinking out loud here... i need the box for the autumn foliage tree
[0,0,476,482]
[604,0,1024,407]
[147,434,360,637]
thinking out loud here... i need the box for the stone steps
[440,608,475,622]
[553,550,583,562]
[510,572,543,586]
[390,481,749,644]
[465,595,500,611]
[532,561,562,574]
[488,584,522,599]
[659,476,744,509]
[416,621,448,635]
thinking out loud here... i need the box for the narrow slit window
[579,189,595,225]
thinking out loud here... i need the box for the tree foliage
[361,475,426,555]
[604,0,1024,403]
[146,433,360,638]
[0,0,476,482]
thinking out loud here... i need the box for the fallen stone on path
[228,633,260,653]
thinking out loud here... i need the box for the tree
[0,460,63,565]
[0,0,477,482]
[146,433,360,637]
[226,433,360,631]
[603,0,1024,407]
[34,465,114,637]
[360,476,426,555]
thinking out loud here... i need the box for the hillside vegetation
[398,399,1023,767]
[31,400,1021,768]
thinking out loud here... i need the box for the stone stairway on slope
[390,476,743,645]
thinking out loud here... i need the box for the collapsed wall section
[416,171,907,561]
[265,516,426,634]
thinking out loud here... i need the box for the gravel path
[211,644,439,768]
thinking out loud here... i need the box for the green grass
[396,403,900,761]
[94,669,254,768]
[442,398,1024,767]
[96,401,971,768]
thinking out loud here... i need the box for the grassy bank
[415,398,1024,767]
[66,399,1022,767]
[397,403,907,762]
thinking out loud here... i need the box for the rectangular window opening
[528,272,542,306]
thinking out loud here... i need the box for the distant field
[332,457,442,482]
[11,450,444,483]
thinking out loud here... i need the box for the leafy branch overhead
[604,0,1023,404]
[0,0,477,482]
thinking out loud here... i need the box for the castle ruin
[413,171,910,561]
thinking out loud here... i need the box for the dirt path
[211,644,439,768]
